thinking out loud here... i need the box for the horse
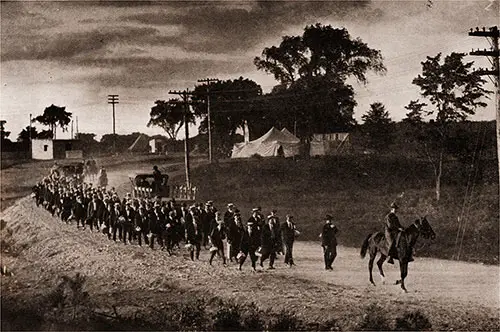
[360,216,435,292]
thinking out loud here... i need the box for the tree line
[2,23,493,202]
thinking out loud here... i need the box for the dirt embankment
[1,195,498,331]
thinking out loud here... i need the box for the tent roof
[280,128,300,142]
[128,134,150,151]
[252,127,299,144]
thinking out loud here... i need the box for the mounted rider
[385,202,413,264]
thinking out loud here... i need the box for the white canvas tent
[231,127,300,158]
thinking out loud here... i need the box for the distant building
[32,138,82,160]
[149,137,168,154]
[310,132,350,156]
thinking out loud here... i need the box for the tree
[17,126,38,143]
[147,99,193,141]
[33,104,72,139]
[75,133,100,155]
[0,120,11,141]
[191,77,262,157]
[405,52,490,201]
[254,23,386,138]
[361,102,394,151]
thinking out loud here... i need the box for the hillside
[185,155,499,264]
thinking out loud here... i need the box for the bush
[242,302,265,331]
[212,302,243,331]
[178,299,208,330]
[268,309,303,331]
[357,303,391,331]
[395,310,432,331]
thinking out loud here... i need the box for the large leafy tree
[147,99,194,141]
[405,52,490,201]
[254,24,386,138]
[75,133,101,155]
[192,77,262,157]
[33,104,72,139]
[361,102,394,151]
[0,120,11,141]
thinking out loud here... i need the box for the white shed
[31,139,53,160]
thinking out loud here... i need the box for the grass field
[183,155,498,264]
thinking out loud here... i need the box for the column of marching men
[30,173,333,272]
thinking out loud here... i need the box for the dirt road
[1,168,498,330]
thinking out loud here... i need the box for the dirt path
[1,168,498,331]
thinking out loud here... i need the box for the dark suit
[321,222,338,270]
[260,223,281,268]
[122,207,135,244]
[72,200,86,228]
[185,218,202,260]
[87,199,104,231]
[134,211,148,246]
[239,226,260,270]
[209,224,226,265]
[280,221,297,265]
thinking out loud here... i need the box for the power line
[468,25,500,222]
[108,94,119,154]
[197,78,220,163]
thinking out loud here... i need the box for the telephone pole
[169,89,194,188]
[108,94,119,154]
[468,26,500,215]
[197,78,219,163]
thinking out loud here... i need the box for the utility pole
[469,26,500,216]
[197,78,219,163]
[108,94,119,154]
[29,114,32,158]
[169,89,194,188]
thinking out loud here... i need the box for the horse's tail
[360,233,372,259]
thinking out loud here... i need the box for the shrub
[268,309,303,331]
[357,303,391,331]
[242,302,265,331]
[178,299,208,330]
[212,302,243,331]
[395,310,432,331]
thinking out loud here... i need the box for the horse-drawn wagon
[128,173,197,202]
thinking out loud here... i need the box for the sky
[1,0,498,141]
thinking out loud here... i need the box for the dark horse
[360,217,435,292]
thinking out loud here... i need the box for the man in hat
[72,195,86,228]
[247,208,261,230]
[384,202,409,264]
[227,212,244,262]
[223,203,236,225]
[200,202,213,248]
[185,211,202,260]
[281,214,298,267]
[238,220,260,271]
[321,215,338,270]
[152,165,162,193]
[87,194,104,232]
[208,213,226,265]
[259,215,281,269]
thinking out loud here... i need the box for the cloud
[1,26,160,61]
[121,1,371,54]
[69,56,252,88]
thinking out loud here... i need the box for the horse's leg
[398,260,408,293]
[368,251,376,286]
[377,254,387,284]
